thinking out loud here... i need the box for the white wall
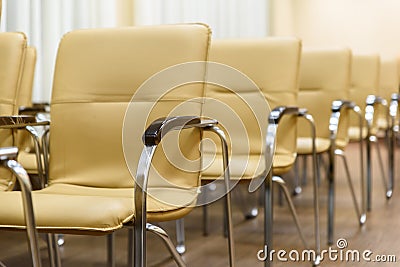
[270,0,400,60]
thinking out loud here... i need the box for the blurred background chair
[296,48,365,245]
[0,31,44,266]
[200,38,321,266]
[351,55,395,211]
[0,24,237,267]
[376,59,400,205]
[0,32,28,191]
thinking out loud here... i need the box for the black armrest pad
[269,106,307,124]
[331,100,356,112]
[143,116,201,146]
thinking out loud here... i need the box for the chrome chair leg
[366,134,373,211]
[107,233,116,267]
[147,223,186,267]
[3,157,42,267]
[373,137,392,198]
[293,158,302,195]
[336,150,366,225]
[202,205,209,236]
[47,233,61,267]
[234,184,259,219]
[302,155,308,186]
[175,218,186,254]
[205,126,235,267]
[327,144,335,245]
[57,234,64,246]
[272,176,308,248]
[263,171,273,267]
[127,227,134,267]
[388,112,395,199]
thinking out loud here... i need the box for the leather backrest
[0,32,27,190]
[376,58,400,128]
[298,48,352,142]
[349,54,380,127]
[204,38,301,176]
[49,24,211,189]
[379,58,399,101]
[17,46,36,109]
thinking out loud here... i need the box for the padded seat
[348,126,368,140]
[0,183,198,232]
[297,137,330,154]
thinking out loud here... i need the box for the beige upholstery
[0,32,27,191]
[297,48,352,154]
[348,54,380,140]
[376,58,400,130]
[0,24,211,233]
[16,46,39,174]
[201,38,301,181]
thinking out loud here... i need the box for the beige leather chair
[0,32,43,266]
[348,54,385,212]
[379,59,400,205]
[377,59,399,132]
[348,54,380,141]
[201,38,321,266]
[0,24,236,267]
[0,32,28,191]
[297,48,365,245]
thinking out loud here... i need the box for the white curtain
[1,0,268,102]
[1,0,119,102]
[135,0,269,38]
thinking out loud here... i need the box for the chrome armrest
[143,116,217,146]
[250,106,311,192]
[0,147,40,263]
[330,100,362,140]
[0,115,49,129]
[390,93,400,121]
[134,116,223,264]
[366,95,388,106]
[331,99,358,112]
[365,95,388,126]
[267,106,304,163]
[268,106,308,123]
[0,116,51,188]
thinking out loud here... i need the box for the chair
[200,38,321,266]
[347,54,380,142]
[296,48,365,245]
[0,24,236,267]
[349,54,394,212]
[378,58,400,204]
[0,32,28,192]
[0,32,42,265]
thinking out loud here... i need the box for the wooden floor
[0,141,399,266]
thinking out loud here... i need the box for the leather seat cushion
[0,183,197,233]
